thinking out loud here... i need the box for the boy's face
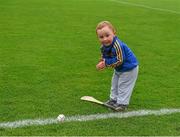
[97,26,115,46]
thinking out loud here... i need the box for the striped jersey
[100,36,138,72]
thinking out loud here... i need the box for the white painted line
[0,108,180,128]
[109,0,180,15]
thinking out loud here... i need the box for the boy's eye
[106,34,109,37]
[99,36,104,39]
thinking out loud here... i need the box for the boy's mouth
[103,42,112,46]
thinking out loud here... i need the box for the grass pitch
[0,0,180,135]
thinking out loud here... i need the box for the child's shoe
[104,99,116,106]
[114,104,128,111]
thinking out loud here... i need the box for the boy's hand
[96,60,105,70]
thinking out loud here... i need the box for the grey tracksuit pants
[110,66,139,105]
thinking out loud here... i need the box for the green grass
[0,0,180,135]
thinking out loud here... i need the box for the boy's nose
[103,37,108,41]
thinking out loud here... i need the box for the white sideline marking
[0,108,180,128]
[109,0,180,15]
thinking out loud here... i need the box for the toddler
[96,21,139,111]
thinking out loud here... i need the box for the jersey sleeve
[105,41,123,68]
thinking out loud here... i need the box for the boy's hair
[96,21,116,34]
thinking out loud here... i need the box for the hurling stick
[81,96,104,105]
[80,96,117,110]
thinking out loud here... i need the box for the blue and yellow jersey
[100,36,138,72]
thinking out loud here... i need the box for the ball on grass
[57,114,65,122]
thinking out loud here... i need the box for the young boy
[96,21,139,111]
